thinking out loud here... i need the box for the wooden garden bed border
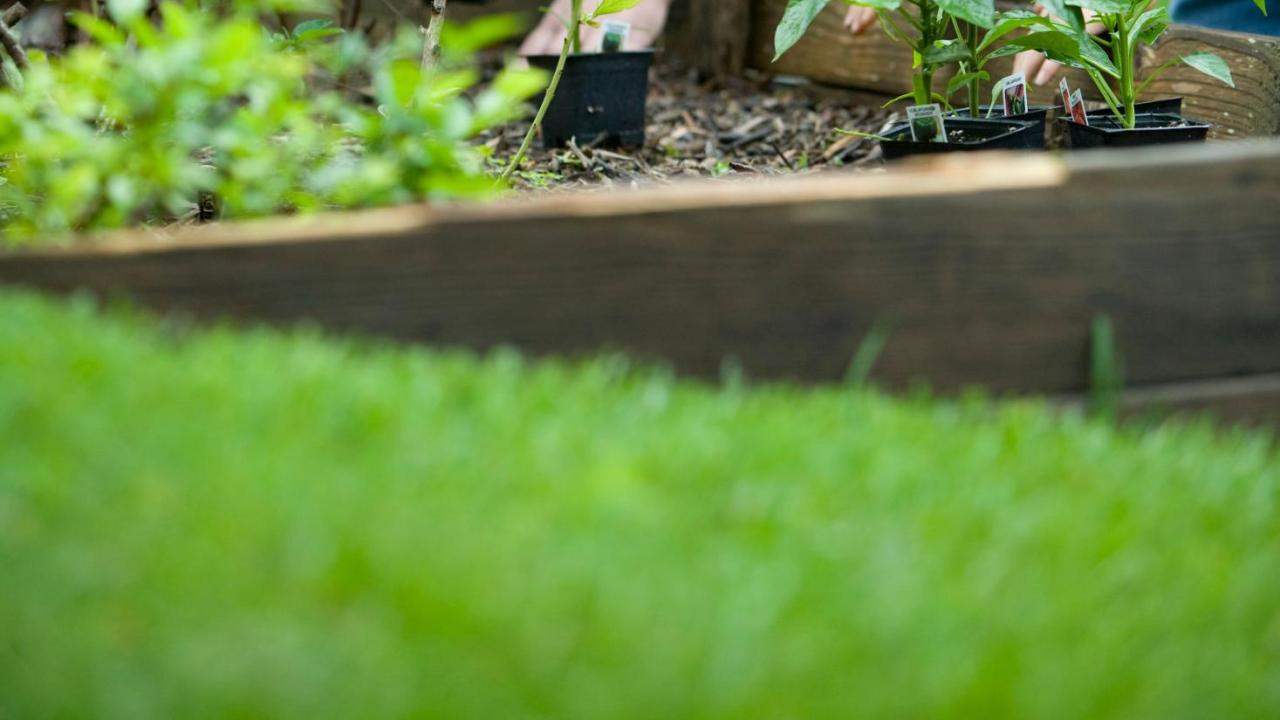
[3,140,1280,425]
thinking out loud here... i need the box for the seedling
[774,1,1011,109]
[1008,0,1268,129]
[501,0,643,180]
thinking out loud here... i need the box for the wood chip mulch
[479,67,899,192]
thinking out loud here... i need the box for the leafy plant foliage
[0,4,545,245]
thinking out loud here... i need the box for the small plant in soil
[1009,0,1267,129]
[775,0,1002,110]
[773,1,1045,155]
[501,0,650,180]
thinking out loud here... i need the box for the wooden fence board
[3,143,1280,407]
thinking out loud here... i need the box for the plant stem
[912,1,936,106]
[966,21,980,115]
[1116,13,1135,128]
[421,0,447,70]
[500,30,573,182]
[570,0,582,53]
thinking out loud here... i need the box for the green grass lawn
[2,288,1278,719]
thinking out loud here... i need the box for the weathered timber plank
[1140,25,1280,139]
[1120,374,1280,428]
[2,143,1280,400]
[749,0,1097,106]
[676,0,753,80]
[750,0,938,97]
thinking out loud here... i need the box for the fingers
[518,16,561,56]
[1012,49,1045,81]
[844,6,877,35]
[520,0,672,53]
[1034,59,1063,86]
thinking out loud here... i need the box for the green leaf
[937,0,996,29]
[1181,51,1234,88]
[1127,6,1167,48]
[773,0,831,61]
[107,0,147,24]
[589,0,641,18]
[1007,27,1118,78]
[1255,0,1267,16]
[292,19,334,35]
[1037,0,1087,31]
[1064,0,1136,15]
[946,70,988,96]
[921,39,972,66]
[976,11,1054,55]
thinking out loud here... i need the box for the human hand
[844,6,877,35]
[1013,4,1105,86]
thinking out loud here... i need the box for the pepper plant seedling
[501,0,641,180]
[774,0,1005,108]
[1007,0,1268,128]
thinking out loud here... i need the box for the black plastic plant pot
[1085,97,1183,120]
[525,51,653,149]
[950,105,1050,148]
[1061,112,1210,149]
[880,118,1039,161]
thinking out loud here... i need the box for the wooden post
[680,0,752,81]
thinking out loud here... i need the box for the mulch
[480,66,900,192]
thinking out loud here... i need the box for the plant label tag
[1000,72,1028,116]
[600,21,630,53]
[906,104,947,143]
[1069,89,1089,126]
[1059,78,1072,112]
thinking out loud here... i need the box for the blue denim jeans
[1171,0,1280,36]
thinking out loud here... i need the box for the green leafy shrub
[0,4,545,245]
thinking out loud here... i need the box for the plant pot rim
[951,104,1050,117]
[883,117,1034,146]
[1058,112,1211,135]
[524,49,656,62]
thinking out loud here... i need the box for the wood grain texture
[748,0,1098,106]
[750,0,936,97]
[3,143,1280,408]
[1139,25,1280,139]
[686,0,753,80]
[1119,374,1280,428]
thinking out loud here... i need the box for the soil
[1089,115,1198,131]
[479,65,897,192]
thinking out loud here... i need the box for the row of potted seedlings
[776,0,1261,158]
[509,0,1264,166]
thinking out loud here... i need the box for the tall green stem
[570,0,582,53]
[966,21,980,115]
[1116,14,1135,128]
[912,0,937,106]
[500,13,577,182]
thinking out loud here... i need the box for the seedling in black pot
[1006,0,1268,147]
[502,0,650,181]
[773,0,1042,158]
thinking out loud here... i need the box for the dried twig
[2,2,28,26]
[0,16,29,87]
[420,0,446,70]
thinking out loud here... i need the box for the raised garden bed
[5,141,1280,425]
